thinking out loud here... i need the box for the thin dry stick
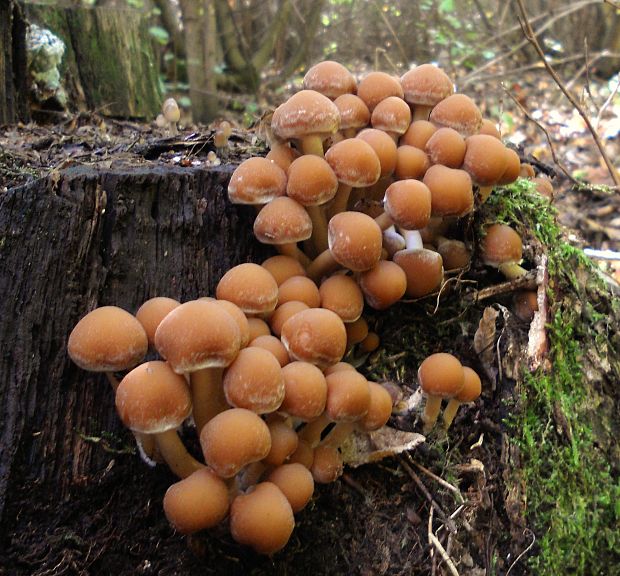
[505,528,536,576]
[595,75,620,129]
[428,509,460,576]
[502,86,578,184]
[412,460,465,503]
[515,0,620,188]
[372,0,408,65]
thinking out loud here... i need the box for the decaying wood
[0,163,269,519]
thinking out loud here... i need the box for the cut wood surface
[0,164,269,519]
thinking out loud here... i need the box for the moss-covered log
[24,2,161,118]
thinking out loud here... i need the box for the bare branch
[515,0,620,188]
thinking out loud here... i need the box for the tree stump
[23,2,162,118]
[0,163,270,520]
[0,0,28,124]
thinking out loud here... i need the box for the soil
[0,111,617,576]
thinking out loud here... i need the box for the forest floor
[0,69,619,576]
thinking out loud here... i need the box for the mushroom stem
[300,135,325,157]
[413,105,432,122]
[306,249,340,282]
[442,398,463,429]
[421,395,443,434]
[400,228,424,251]
[328,183,353,219]
[374,211,393,231]
[498,261,528,280]
[191,368,228,434]
[277,242,312,267]
[298,413,332,448]
[107,371,158,462]
[155,429,205,478]
[307,205,329,253]
[478,185,493,203]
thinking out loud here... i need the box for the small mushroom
[480,224,528,280]
[442,366,481,429]
[162,97,180,136]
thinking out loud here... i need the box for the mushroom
[480,223,528,280]
[400,119,437,149]
[319,274,364,323]
[115,361,203,478]
[374,179,432,233]
[417,352,465,434]
[429,93,482,138]
[200,408,271,478]
[216,263,279,316]
[253,196,313,266]
[306,211,383,282]
[261,254,307,286]
[228,157,287,206]
[425,127,466,168]
[248,334,290,367]
[310,444,344,484]
[279,361,328,422]
[392,231,444,299]
[135,297,180,349]
[266,463,315,513]
[344,316,369,351]
[513,290,539,322]
[263,419,299,467]
[371,96,412,142]
[334,94,371,139]
[163,468,230,534]
[422,164,474,218]
[154,300,241,433]
[271,89,340,156]
[359,260,408,310]
[303,60,357,99]
[359,331,380,353]
[277,275,321,309]
[462,134,508,202]
[442,366,481,429]
[357,71,404,112]
[394,145,431,180]
[229,482,295,555]
[269,300,310,338]
[401,64,454,122]
[162,97,180,136]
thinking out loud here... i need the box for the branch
[515,0,620,188]
[502,86,578,184]
[251,0,291,71]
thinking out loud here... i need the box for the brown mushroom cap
[359,260,408,310]
[334,94,370,132]
[266,143,299,173]
[456,367,482,402]
[216,263,279,315]
[497,148,521,185]
[223,347,284,414]
[480,224,523,268]
[272,90,340,141]
[278,276,321,308]
[417,352,465,398]
[303,60,357,99]
[393,248,444,298]
[247,317,271,341]
[266,463,315,513]
[115,361,192,434]
[357,71,404,112]
[154,300,241,373]
[360,382,394,431]
[253,196,313,245]
[479,118,501,139]
[356,128,398,177]
[394,145,431,180]
[269,301,310,338]
[422,164,474,217]
[212,299,251,349]
[200,408,272,478]
[68,306,148,373]
[286,155,338,206]
[323,361,357,376]
[310,444,343,484]
[531,177,554,200]
[513,290,539,322]
[401,64,454,108]
[343,317,369,347]
[319,274,364,323]
[400,120,437,149]
[328,211,383,271]
[463,134,508,186]
[429,94,482,137]
[264,420,299,466]
[249,334,290,367]
[280,308,347,368]
[228,157,287,205]
[371,96,412,136]
[135,297,181,348]
[280,361,328,421]
[325,369,371,422]
[262,255,307,286]
[436,239,471,271]
[383,179,432,231]
[325,138,381,188]
[163,469,230,534]
[425,127,466,168]
[287,439,315,469]
[230,482,295,555]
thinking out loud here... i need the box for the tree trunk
[24,3,162,118]
[0,163,269,521]
[0,0,28,124]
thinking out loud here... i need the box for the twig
[506,528,536,575]
[595,75,620,129]
[372,0,408,65]
[428,508,460,576]
[412,460,465,503]
[515,0,620,188]
[471,270,537,302]
[502,86,578,184]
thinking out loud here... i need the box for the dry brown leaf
[341,427,425,467]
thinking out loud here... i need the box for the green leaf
[148,26,170,45]
[439,0,455,13]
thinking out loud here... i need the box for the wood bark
[24,3,162,118]
[0,164,270,520]
[0,0,28,124]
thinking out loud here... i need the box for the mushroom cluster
[67,59,539,555]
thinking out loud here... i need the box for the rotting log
[23,2,162,118]
[0,0,28,124]
[0,164,270,521]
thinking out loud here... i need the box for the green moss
[486,180,620,575]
